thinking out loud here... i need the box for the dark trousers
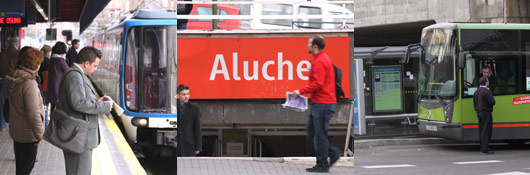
[14,141,38,175]
[306,103,341,170]
[478,112,493,153]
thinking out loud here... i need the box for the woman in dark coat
[46,42,69,116]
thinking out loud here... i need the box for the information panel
[373,67,402,112]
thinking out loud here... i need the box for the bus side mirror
[458,52,466,69]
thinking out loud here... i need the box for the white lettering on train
[209,52,310,81]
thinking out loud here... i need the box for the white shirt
[73,63,85,75]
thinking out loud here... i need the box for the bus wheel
[504,140,528,146]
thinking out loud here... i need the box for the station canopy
[25,0,110,33]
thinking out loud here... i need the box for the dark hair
[479,76,488,86]
[311,36,325,50]
[40,45,52,54]
[18,46,33,60]
[20,48,44,70]
[76,46,102,64]
[52,42,67,54]
[72,39,80,46]
[177,84,189,94]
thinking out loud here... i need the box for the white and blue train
[88,10,178,157]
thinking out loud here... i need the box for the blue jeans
[0,79,8,129]
[306,103,341,170]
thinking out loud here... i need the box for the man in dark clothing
[293,36,342,173]
[176,84,202,157]
[66,39,80,67]
[473,76,496,154]
[0,37,19,132]
[177,0,193,29]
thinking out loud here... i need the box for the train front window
[419,28,456,99]
[125,26,169,113]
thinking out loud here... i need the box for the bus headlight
[132,117,149,127]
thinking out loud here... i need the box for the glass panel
[461,29,519,51]
[261,4,293,26]
[142,26,168,112]
[419,28,456,99]
[372,67,402,112]
[462,53,521,97]
[522,30,530,92]
[125,28,139,111]
[298,6,321,29]
[197,6,228,22]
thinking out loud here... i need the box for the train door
[125,26,177,113]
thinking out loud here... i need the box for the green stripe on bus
[458,23,530,30]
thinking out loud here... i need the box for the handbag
[43,109,89,154]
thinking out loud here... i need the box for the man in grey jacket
[57,46,112,175]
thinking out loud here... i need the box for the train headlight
[132,117,149,127]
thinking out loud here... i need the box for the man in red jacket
[293,36,342,173]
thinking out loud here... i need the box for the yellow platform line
[92,123,119,175]
[102,114,147,175]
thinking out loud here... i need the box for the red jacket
[299,51,336,104]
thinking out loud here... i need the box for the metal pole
[344,101,354,157]
[212,0,218,30]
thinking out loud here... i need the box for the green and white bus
[413,23,530,143]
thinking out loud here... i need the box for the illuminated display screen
[0,17,26,27]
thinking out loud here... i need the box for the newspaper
[282,92,308,112]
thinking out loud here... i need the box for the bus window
[261,4,293,26]
[462,54,520,97]
[298,6,321,29]
[461,30,519,51]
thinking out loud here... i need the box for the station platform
[177,157,354,175]
[0,114,146,175]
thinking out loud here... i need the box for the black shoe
[330,156,341,167]
[481,151,494,155]
[306,167,329,173]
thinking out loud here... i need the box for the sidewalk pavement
[0,129,65,175]
[0,114,146,175]
[177,157,354,175]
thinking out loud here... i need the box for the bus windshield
[419,28,456,99]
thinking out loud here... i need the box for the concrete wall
[355,0,530,28]
[196,101,353,127]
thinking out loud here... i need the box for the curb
[354,137,460,149]
[177,157,355,167]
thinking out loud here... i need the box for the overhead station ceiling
[25,0,110,33]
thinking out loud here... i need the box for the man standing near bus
[176,84,202,157]
[293,36,342,173]
[474,76,496,154]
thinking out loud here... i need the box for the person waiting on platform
[5,47,44,175]
[46,42,69,116]
[58,47,113,175]
[176,84,202,157]
[66,39,80,67]
[0,37,20,132]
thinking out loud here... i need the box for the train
[88,10,178,157]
